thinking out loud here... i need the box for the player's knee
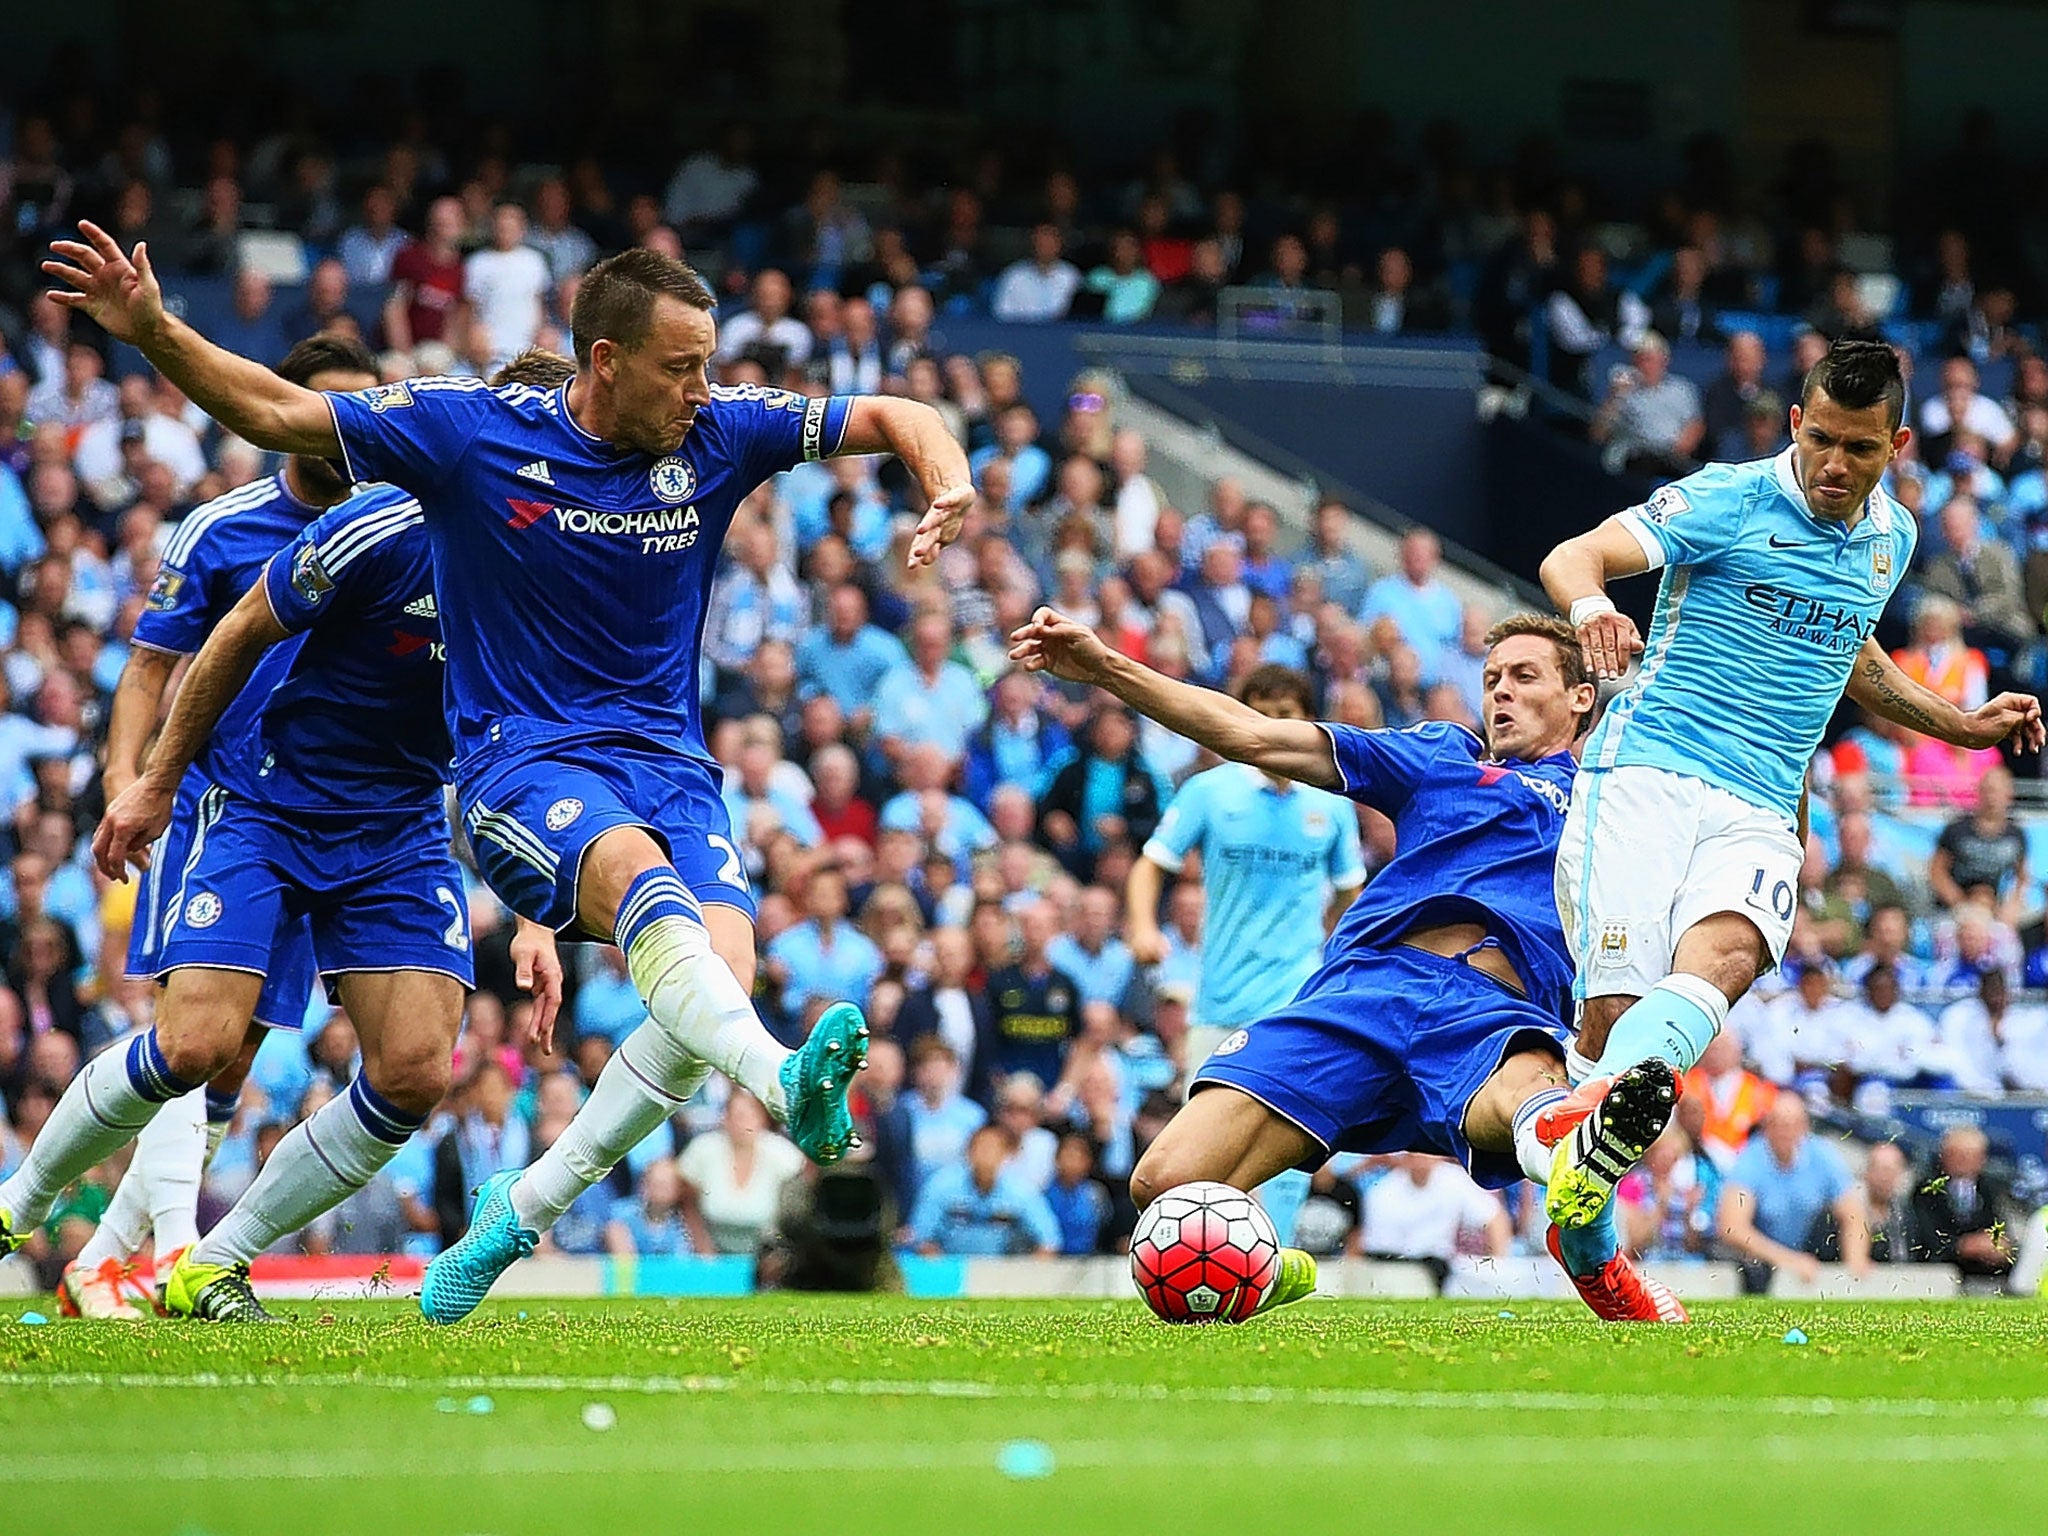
[156,1026,239,1089]
[1130,1144,1198,1210]
[367,1046,452,1118]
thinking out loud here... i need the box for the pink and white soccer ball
[1129,1180,1281,1324]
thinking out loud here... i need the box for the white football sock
[1511,1087,1570,1185]
[192,1077,419,1268]
[511,1019,709,1233]
[1566,1045,1600,1086]
[626,915,788,1119]
[0,1035,185,1229]
[139,1087,208,1255]
[74,1163,152,1270]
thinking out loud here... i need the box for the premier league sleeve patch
[1640,485,1691,526]
[358,381,414,413]
[144,567,187,612]
[291,542,335,604]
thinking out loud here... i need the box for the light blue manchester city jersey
[1587,449,1917,825]
[1142,761,1366,1026]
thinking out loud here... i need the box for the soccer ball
[1129,1180,1281,1324]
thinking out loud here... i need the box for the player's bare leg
[1464,1049,1686,1322]
[168,970,464,1322]
[0,968,261,1257]
[1131,1086,1323,1314]
[1546,913,1760,1229]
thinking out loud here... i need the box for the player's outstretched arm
[1009,606,1341,790]
[1540,517,1650,681]
[1845,636,2046,753]
[92,581,291,881]
[44,221,340,458]
[837,397,975,568]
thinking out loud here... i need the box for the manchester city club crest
[1871,544,1894,591]
[649,456,696,504]
[546,796,585,831]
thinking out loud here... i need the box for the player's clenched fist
[1572,602,1643,682]
[1008,606,1114,685]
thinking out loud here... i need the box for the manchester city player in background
[1013,606,1688,1322]
[1537,339,2044,1279]
[31,221,974,1322]
[1126,663,1364,1243]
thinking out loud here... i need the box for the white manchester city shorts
[1555,764,1800,1003]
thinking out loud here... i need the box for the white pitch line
[10,1431,2048,1487]
[4,1370,2047,1423]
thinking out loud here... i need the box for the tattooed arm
[1845,637,2045,752]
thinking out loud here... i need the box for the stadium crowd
[2,97,2047,1293]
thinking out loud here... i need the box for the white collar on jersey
[1771,447,1892,535]
[1234,760,1296,794]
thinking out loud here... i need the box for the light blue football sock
[1556,1199,1621,1278]
[1595,973,1728,1077]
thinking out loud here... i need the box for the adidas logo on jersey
[404,594,438,618]
[516,460,555,486]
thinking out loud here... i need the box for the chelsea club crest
[649,457,696,504]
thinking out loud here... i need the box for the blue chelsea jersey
[1588,449,1917,825]
[324,376,853,765]
[209,486,451,811]
[132,471,325,784]
[1320,721,1578,1022]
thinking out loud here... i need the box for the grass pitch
[6,1296,2048,1535]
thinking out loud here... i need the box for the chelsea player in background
[1126,663,1364,1243]
[1014,606,1688,1321]
[38,222,974,1322]
[1539,339,2043,1278]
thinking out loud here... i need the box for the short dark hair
[1236,663,1315,715]
[1486,612,1595,736]
[1800,338,1906,432]
[275,334,377,387]
[489,347,577,390]
[569,249,715,366]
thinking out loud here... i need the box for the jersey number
[708,834,749,890]
[1749,869,1795,922]
[436,885,468,949]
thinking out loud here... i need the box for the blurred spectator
[465,204,551,372]
[717,269,813,372]
[1909,1126,2016,1277]
[606,1156,691,1257]
[1591,333,1704,478]
[528,176,597,283]
[1363,246,1450,336]
[908,1122,1059,1256]
[1935,969,2046,1093]
[993,1072,1058,1190]
[1618,1123,1721,1261]
[1859,1141,1915,1263]
[796,584,908,729]
[662,124,759,240]
[27,341,118,435]
[1044,1131,1111,1254]
[705,518,805,677]
[765,864,882,1023]
[983,901,1085,1094]
[904,1036,986,1191]
[1646,246,1726,347]
[1085,230,1161,324]
[992,224,1081,324]
[1360,528,1460,657]
[1719,1095,1870,1288]
[384,196,468,351]
[1920,356,2018,463]
[1683,1030,1777,1169]
[1702,331,1772,461]
[1544,246,1647,398]
[878,744,996,868]
[964,670,1071,807]
[872,613,987,769]
[1836,963,1946,1088]
[1354,1154,1510,1267]
[675,1091,805,1255]
[337,184,408,286]
[1922,499,2031,652]
[1932,768,2028,924]
[212,270,288,367]
[1036,703,1169,882]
